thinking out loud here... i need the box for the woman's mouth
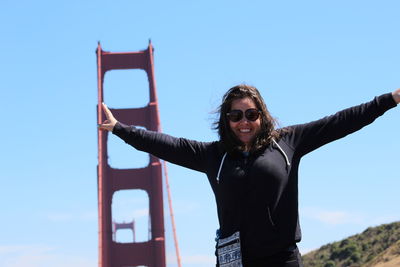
[239,128,251,133]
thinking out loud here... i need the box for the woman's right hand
[98,103,118,132]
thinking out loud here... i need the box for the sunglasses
[226,108,261,122]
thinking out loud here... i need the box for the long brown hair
[213,84,282,154]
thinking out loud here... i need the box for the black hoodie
[112,93,397,260]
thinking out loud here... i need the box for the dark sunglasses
[226,108,261,122]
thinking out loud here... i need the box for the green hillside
[302,221,400,267]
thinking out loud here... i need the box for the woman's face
[228,97,261,150]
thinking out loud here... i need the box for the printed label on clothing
[217,231,243,267]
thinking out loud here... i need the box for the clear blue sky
[1,1,399,266]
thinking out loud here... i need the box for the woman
[99,85,400,267]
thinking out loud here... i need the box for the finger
[102,102,113,120]
[98,120,110,129]
[98,123,112,131]
[101,102,110,119]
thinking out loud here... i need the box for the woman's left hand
[392,88,400,104]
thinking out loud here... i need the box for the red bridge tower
[96,42,166,267]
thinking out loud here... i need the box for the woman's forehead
[230,97,257,109]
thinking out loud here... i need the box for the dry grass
[364,241,400,267]
[369,256,400,267]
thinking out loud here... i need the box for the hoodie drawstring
[216,152,227,183]
[272,139,291,168]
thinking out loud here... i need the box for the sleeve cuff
[379,92,398,109]
[112,121,135,140]
[112,121,123,135]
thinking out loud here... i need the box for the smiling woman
[213,85,284,155]
[98,84,399,267]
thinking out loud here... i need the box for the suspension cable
[162,160,182,267]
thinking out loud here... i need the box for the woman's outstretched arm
[289,91,398,156]
[98,102,213,173]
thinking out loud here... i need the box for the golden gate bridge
[96,41,182,267]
